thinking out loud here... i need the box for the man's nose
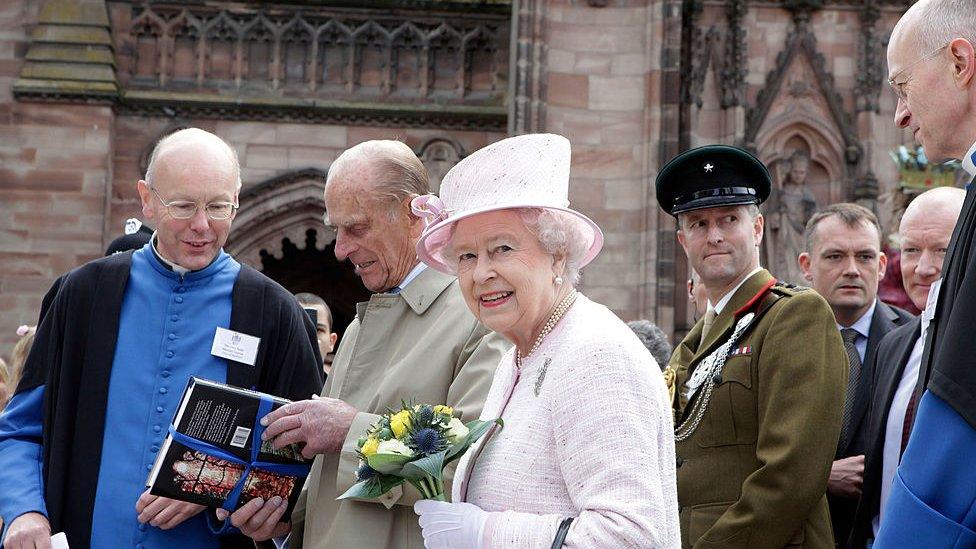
[842,255,861,275]
[894,97,911,128]
[334,232,354,261]
[188,207,210,231]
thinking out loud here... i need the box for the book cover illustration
[147,377,309,518]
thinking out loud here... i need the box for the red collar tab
[733,277,777,317]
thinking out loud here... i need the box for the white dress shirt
[872,278,941,536]
[836,301,876,362]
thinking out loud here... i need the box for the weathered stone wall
[0,1,114,352]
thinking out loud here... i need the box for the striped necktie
[839,328,862,448]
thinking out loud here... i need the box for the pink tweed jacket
[454,294,680,548]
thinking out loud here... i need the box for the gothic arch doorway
[226,169,369,340]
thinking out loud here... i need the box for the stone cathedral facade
[0,0,917,351]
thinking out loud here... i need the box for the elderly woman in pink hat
[412,134,679,548]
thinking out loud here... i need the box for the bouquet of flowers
[337,402,501,502]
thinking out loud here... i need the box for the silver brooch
[534,357,552,396]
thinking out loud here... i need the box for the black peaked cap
[656,145,771,216]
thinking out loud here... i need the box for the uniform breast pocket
[697,355,758,447]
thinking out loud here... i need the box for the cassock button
[712,373,722,384]
[162,371,171,378]
[159,387,168,394]
[156,406,164,413]
[153,425,161,433]
[176,287,186,293]
[168,333,176,340]
[171,315,179,322]
[166,351,175,358]
[676,456,684,468]
[175,297,184,304]
[151,446,159,453]
[146,464,152,471]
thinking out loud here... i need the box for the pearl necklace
[516,289,578,368]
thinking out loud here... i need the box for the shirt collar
[150,233,190,276]
[836,299,876,339]
[393,261,426,293]
[961,140,976,177]
[709,267,763,315]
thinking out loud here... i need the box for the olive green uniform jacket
[669,270,847,548]
[289,267,511,548]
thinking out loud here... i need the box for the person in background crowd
[222,139,509,549]
[687,269,708,321]
[295,292,338,377]
[0,358,9,412]
[850,187,964,547]
[1,326,35,411]
[659,144,847,548]
[797,203,914,546]
[411,133,679,548]
[0,128,323,549]
[627,319,674,370]
[876,0,976,543]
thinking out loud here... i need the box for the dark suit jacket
[829,300,915,546]
[847,318,922,547]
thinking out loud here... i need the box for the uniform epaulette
[771,281,810,296]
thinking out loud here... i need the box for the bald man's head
[899,186,965,309]
[137,128,241,271]
[146,128,241,191]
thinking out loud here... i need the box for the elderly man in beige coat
[218,140,509,548]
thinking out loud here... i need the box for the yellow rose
[361,437,379,457]
[390,410,412,438]
[433,405,454,417]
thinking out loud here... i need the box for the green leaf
[445,418,503,463]
[336,474,404,500]
[401,450,446,480]
[367,452,414,474]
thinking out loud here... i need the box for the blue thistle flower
[356,463,377,481]
[410,427,446,455]
[418,405,436,426]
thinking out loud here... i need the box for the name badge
[211,327,260,366]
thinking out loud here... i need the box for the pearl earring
[554,276,563,286]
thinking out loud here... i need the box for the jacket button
[676,456,684,468]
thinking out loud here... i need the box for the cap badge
[704,163,714,173]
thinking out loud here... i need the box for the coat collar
[355,267,459,318]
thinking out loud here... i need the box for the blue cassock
[874,392,976,547]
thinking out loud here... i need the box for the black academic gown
[917,181,976,428]
[17,251,324,549]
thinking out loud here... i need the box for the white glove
[414,499,489,549]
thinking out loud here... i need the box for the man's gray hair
[145,128,242,190]
[328,140,430,220]
[913,0,976,51]
[677,203,760,231]
[626,320,673,370]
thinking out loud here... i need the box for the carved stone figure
[764,150,818,285]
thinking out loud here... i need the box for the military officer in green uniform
[657,145,848,548]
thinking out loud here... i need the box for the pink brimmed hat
[413,133,604,274]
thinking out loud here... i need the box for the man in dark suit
[797,203,915,546]
[849,187,964,547]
